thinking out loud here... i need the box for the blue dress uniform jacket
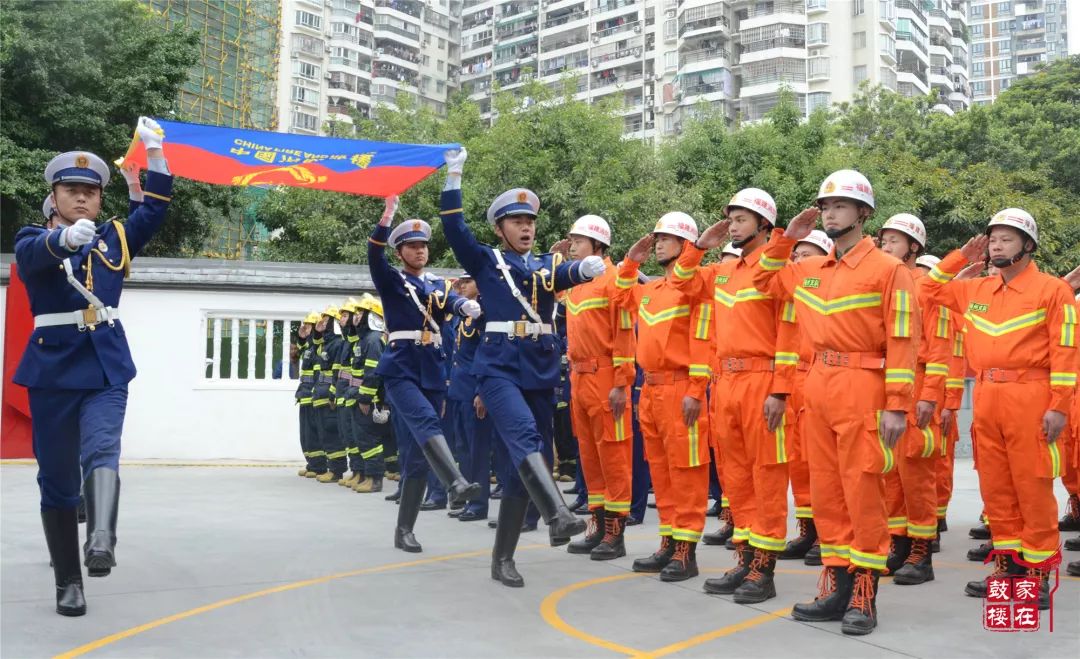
[448,311,486,403]
[13,171,173,389]
[439,189,591,390]
[367,223,466,391]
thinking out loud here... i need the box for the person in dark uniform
[351,294,391,493]
[552,302,579,483]
[334,300,362,488]
[311,305,345,483]
[14,117,172,617]
[368,196,482,554]
[295,312,325,477]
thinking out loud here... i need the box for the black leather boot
[703,542,752,594]
[659,541,698,582]
[632,536,675,573]
[780,518,816,560]
[77,494,86,524]
[965,553,1021,598]
[1067,560,1080,577]
[517,452,586,545]
[1065,536,1080,551]
[421,435,481,504]
[885,535,911,575]
[567,509,605,555]
[393,477,425,553]
[702,507,734,546]
[791,566,854,622]
[969,523,991,540]
[841,568,881,636]
[893,537,934,585]
[733,547,779,604]
[967,540,992,562]
[491,496,528,588]
[591,514,627,561]
[83,468,119,577]
[1060,494,1080,531]
[42,509,86,617]
[1027,566,1052,610]
[937,517,948,533]
[804,541,822,566]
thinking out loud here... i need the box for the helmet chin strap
[824,223,857,240]
[991,247,1028,268]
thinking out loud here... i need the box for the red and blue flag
[120,119,457,197]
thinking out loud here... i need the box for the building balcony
[495,21,538,43]
[462,11,493,32]
[497,3,538,25]
[541,57,589,78]
[679,16,730,40]
[593,20,642,44]
[896,31,929,56]
[374,23,420,42]
[591,45,644,71]
[544,9,589,30]
[542,32,589,55]
[896,0,927,26]
[375,0,422,20]
[680,47,731,73]
[494,52,538,71]
[594,0,638,15]
[1017,18,1045,34]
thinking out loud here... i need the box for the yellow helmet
[341,297,361,313]
[323,304,341,320]
[302,311,321,324]
[357,293,384,317]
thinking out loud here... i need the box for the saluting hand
[625,234,654,264]
[1063,264,1080,292]
[959,235,989,264]
[695,219,732,251]
[549,238,570,259]
[783,207,819,241]
[955,262,985,280]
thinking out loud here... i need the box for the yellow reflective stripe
[619,309,633,330]
[935,306,950,339]
[605,501,631,512]
[658,524,673,537]
[361,445,384,459]
[920,425,936,458]
[672,528,703,542]
[794,506,813,519]
[304,450,326,457]
[364,359,380,367]
[1049,441,1062,479]
[613,413,628,442]
[587,494,605,506]
[689,364,711,378]
[1050,372,1077,386]
[359,386,378,395]
[774,352,799,366]
[964,308,1047,337]
[849,549,887,570]
[887,516,908,529]
[936,506,948,516]
[774,413,788,463]
[613,356,635,366]
[713,287,771,309]
[566,296,610,314]
[638,304,691,325]
[749,533,787,551]
[732,527,751,543]
[1022,546,1058,563]
[794,287,882,315]
[720,496,729,508]
[946,377,965,389]
[885,369,915,384]
[925,362,949,376]
[993,538,1021,551]
[927,265,954,284]
[1062,304,1078,347]
[893,289,912,338]
[874,410,895,473]
[616,276,636,289]
[299,397,313,404]
[673,261,696,280]
[326,450,347,459]
[439,207,463,215]
[908,523,937,539]
[781,300,796,323]
[760,254,786,271]
[688,420,701,467]
[346,447,359,454]
[694,302,712,339]
[820,544,850,559]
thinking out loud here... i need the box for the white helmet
[569,214,612,246]
[653,211,698,242]
[880,213,927,248]
[817,169,875,209]
[721,242,742,257]
[987,208,1038,246]
[797,230,834,255]
[723,188,777,225]
[915,255,941,269]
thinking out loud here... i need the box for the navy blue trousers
[384,377,445,480]
[29,385,127,510]
[450,398,494,515]
[477,376,554,500]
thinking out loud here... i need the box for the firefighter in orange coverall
[923,209,1077,610]
[560,215,637,560]
[615,212,714,582]
[753,170,918,636]
[782,230,835,567]
[668,188,799,604]
[876,215,950,586]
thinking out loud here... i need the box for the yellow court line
[640,607,794,659]
[2,459,298,469]
[539,573,648,657]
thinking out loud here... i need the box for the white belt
[34,307,119,330]
[486,321,553,338]
[388,330,443,347]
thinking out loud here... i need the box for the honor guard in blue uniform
[14,117,172,617]
[311,305,346,482]
[349,294,391,493]
[437,148,608,587]
[295,312,325,477]
[368,196,483,554]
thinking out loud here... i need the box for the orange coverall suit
[615,258,713,543]
[789,326,814,521]
[923,254,1077,564]
[565,258,637,517]
[754,231,919,571]
[673,244,798,552]
[936,311,967,521]
[883,271,951,541]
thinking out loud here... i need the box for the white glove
[461,299,482,319]
[379,195,399,228]
[444,147,467,175]
[120,165,143,202]
[579,255,606,279]
[62,219,97,250]
[137,116,165,150]
[372,407,390,424]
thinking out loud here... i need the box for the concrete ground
[1,459,1077,659]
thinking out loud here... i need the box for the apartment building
[968,0,1069,104]
[278,0,460,135]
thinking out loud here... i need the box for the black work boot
[1059,494,1080,532]
[937,517,948,533]
[791,566,854,622]
[659,541,698,582]
[841,568,881,636]
[517,452,586,545]
[567,509,605,555]
[733,547,778,604]
[42,509,86,617]
[893,537,934,585]
[965,553,1020,598]
[885,535,911,575]
[393,477,425,553]
[83,468,119,577]
[804,541,822,566]
[967,540,992,562]
[421,435,481,504]
[702,507,734,546]
[591,514,627,561]
[969,523,991,540]
[1065,536,1080,551]
[1026,566,1052,610]
[491,496,528,588]
[780,518,817,560]
[77,494,86,524]
[1067,560,1080,577]
[703,542,752,594]
[632,536,675,573]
